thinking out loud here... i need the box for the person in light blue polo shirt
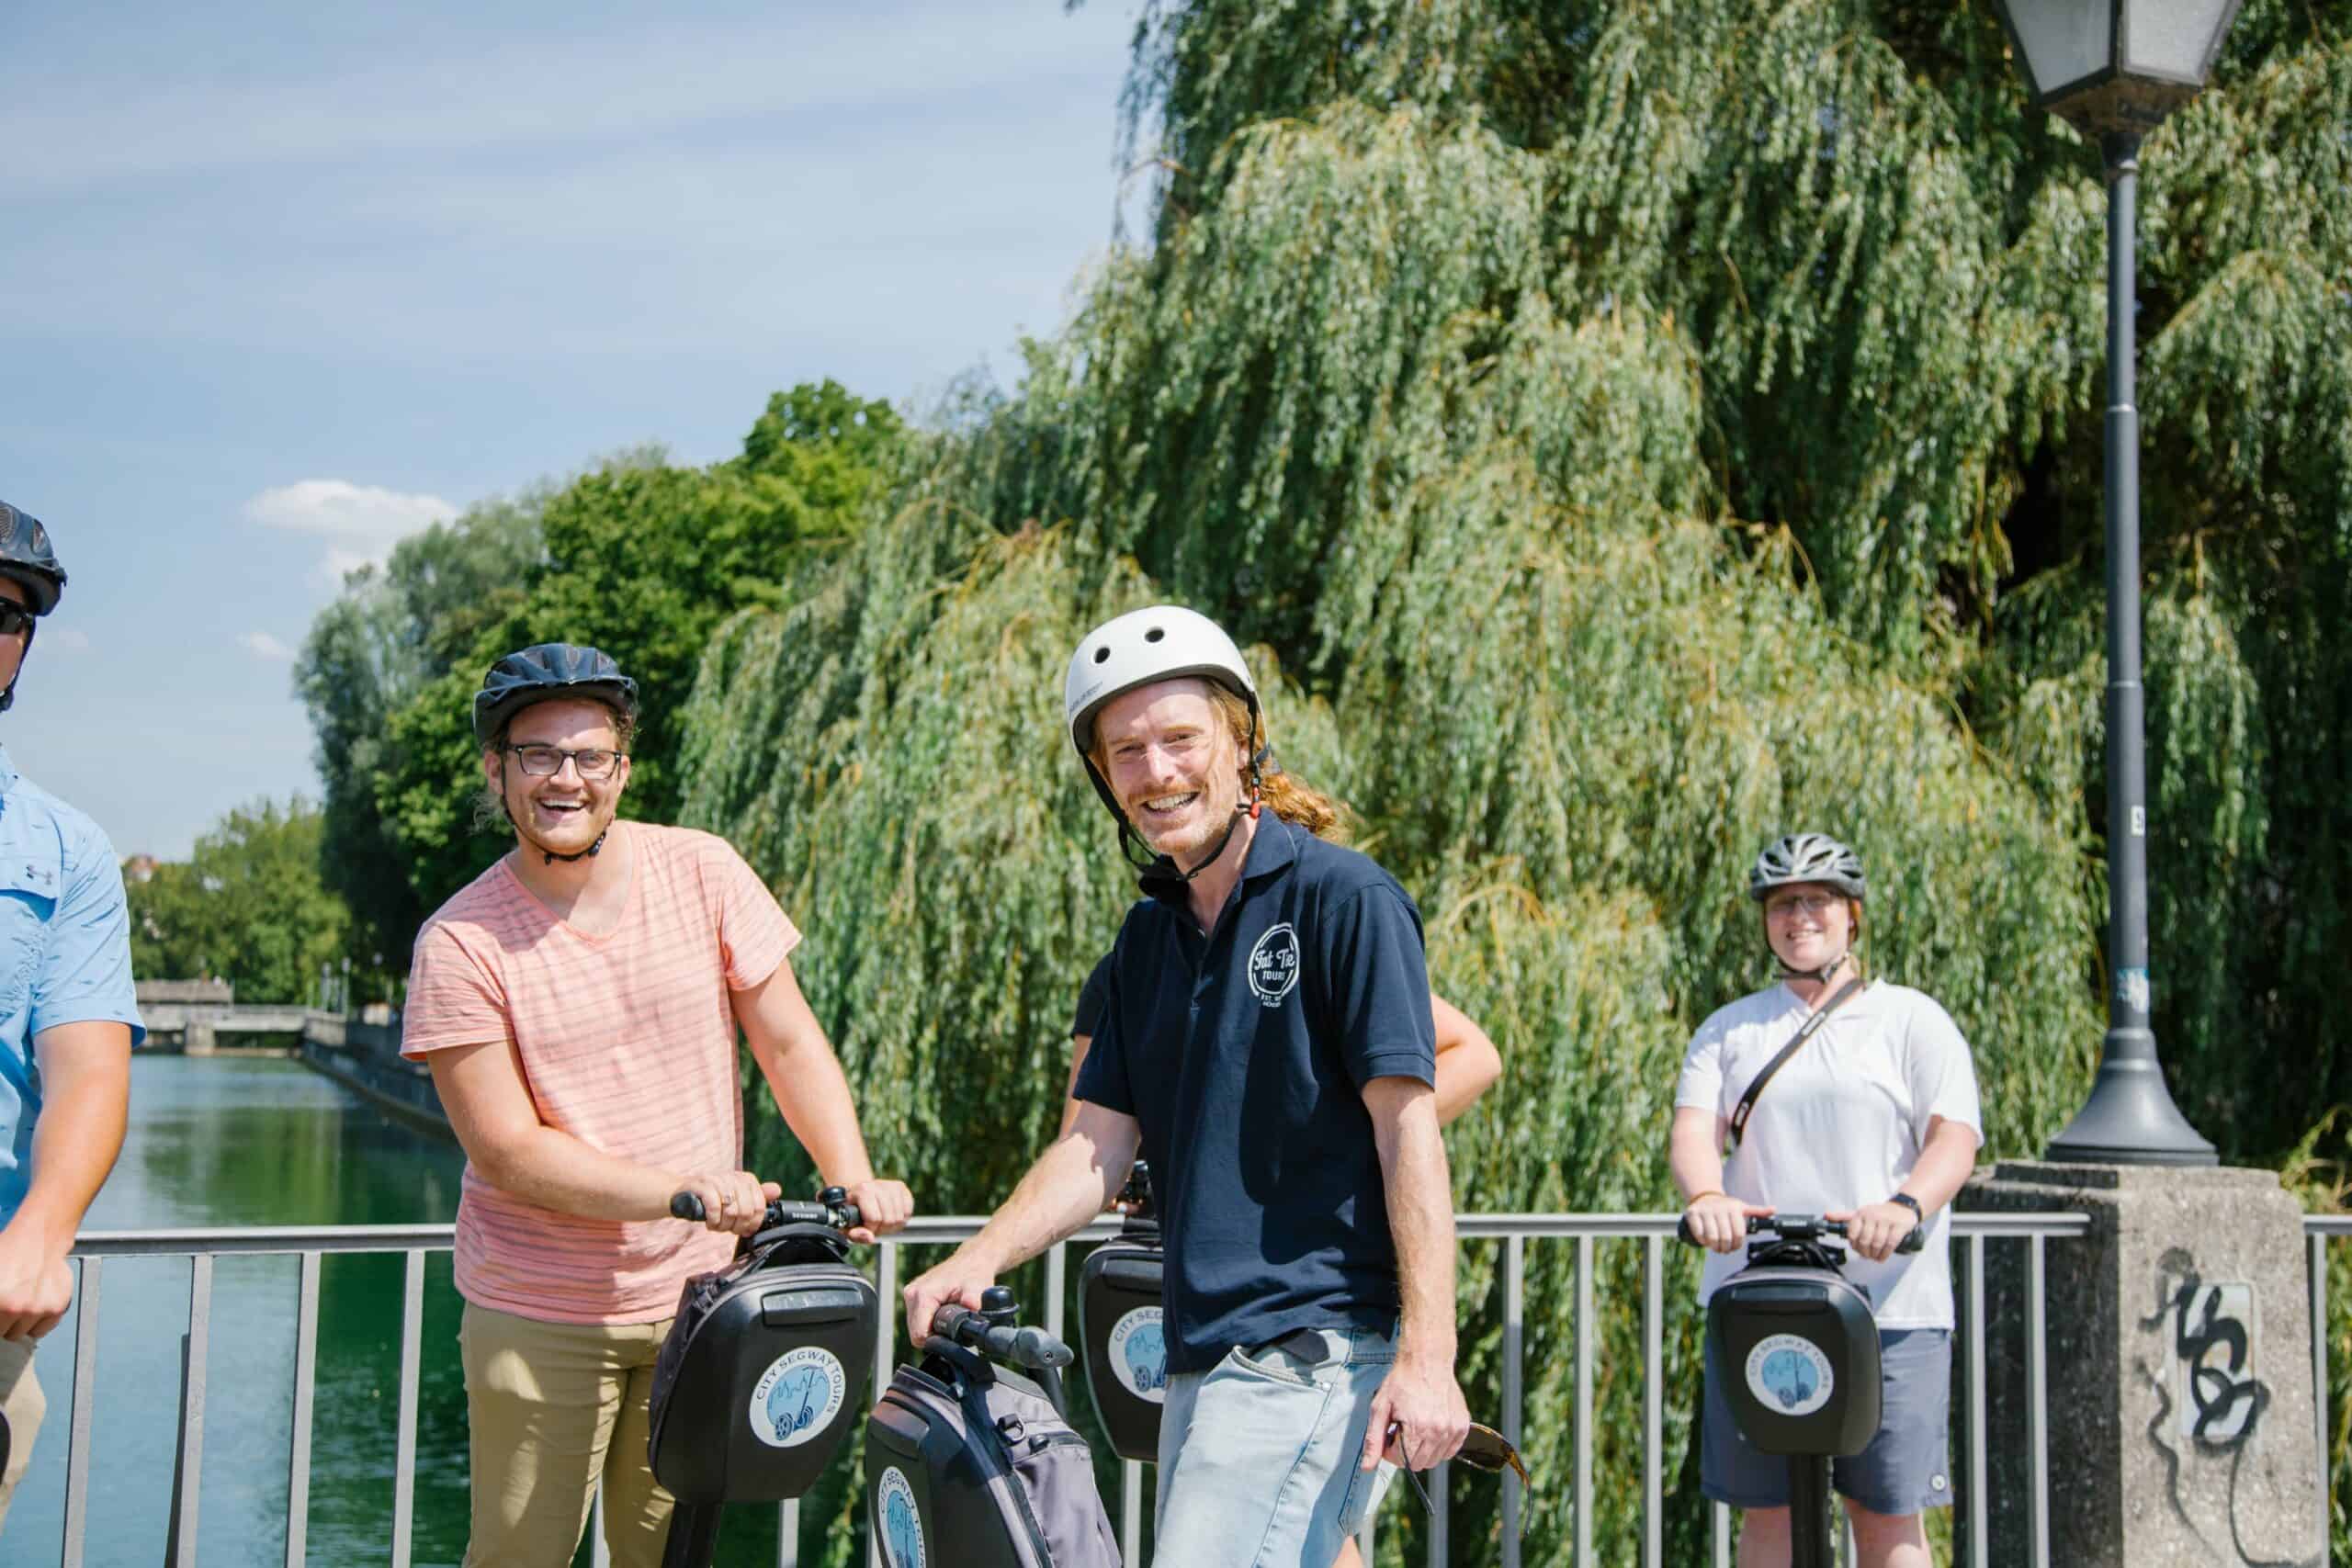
[0,501,140,1533]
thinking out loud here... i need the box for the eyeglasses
[1388,1421,1532,1514]
[502,743,624,780]
[0,603,31,637]
[1765,892,1842,919]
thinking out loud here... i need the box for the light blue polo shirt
[0,744,143,1226]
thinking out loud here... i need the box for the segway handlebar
[669,1185,863,1233]
[1676,1211,1924,1255]
[932,1303,1077,1372]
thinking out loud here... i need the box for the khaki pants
[458,1303,676,1568]
[0,1336,44,1538]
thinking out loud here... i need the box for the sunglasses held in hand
[1385,1419,1531,1514]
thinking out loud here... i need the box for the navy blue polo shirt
[1071,814,1437,1373]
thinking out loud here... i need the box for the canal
[10,1054,829,1566]
[10,1055,474,1563]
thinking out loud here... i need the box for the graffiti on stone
[2135,1247,2312,1568]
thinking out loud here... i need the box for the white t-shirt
[1674,979,1984,1329]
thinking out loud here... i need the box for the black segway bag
[648,1224,877,1503]
[1706,1257,1882,1457]
[1078,1229,1166,1462]
[865,1342,1122,1568]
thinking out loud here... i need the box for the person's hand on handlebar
[902,1247,1000,1345]
[1684,1191,1773,1254]
[673,1169,782,1237]
[836,1176,913,1245]
[1827,1200,1918,1262]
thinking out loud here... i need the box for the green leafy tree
[677,3,2350,1560]
[128,798,348,1005]
[296,386,904,973]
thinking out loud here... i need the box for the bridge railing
[56,1211,2339,1568]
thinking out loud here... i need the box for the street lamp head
[1992,0,2245,138]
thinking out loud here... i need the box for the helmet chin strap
[1777,950,1851,987]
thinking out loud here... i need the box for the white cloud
[245,478,457,540]
[244,477,459,584]
[238,630,296,661]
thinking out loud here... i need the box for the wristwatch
[1887,1192,1924,1222]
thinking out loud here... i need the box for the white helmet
[1064,604,1258,757]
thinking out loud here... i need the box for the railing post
[393,1248,425,1568]
[286,1251,321,1568]
[167,1253,213,1568]
[1574,1234,1593,1568]
[1643,1232,1662,1568]
[1502,1233,1524,1568]
[62,1256,100,1568]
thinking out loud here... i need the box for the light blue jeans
[1153,1325,1396,1566]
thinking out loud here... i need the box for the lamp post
[1988,0,2245,1165]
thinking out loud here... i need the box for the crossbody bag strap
[1726,976,1866,1150]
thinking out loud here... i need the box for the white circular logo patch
[876,1465,926,1568]
[1745,1334,1835,1417]
[1247,922,1302,1008]
[1106,1306,1169,1403]
[748,1346,846,1449]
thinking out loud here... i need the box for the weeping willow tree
[676,2,2352,1560]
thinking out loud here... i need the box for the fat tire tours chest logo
[1247,922,1302,1009]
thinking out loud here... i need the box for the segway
[1078,1161,1165,1461]
[865,1287,1122,1567]
[650,1187,876,1568]
[1680,1212,1923,1568]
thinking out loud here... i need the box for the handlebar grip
[1897,1224,1926,1255]
[667,1191,863,1233]
[933,1304,1077,1371]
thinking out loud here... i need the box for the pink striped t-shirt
[402,822,797,1324]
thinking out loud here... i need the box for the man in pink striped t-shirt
[402,643,911,1568]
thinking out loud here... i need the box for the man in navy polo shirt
[904,605,1468,1564]
[0,502,140,1533]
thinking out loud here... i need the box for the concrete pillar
[1958,1162,2324,1566]
[184,1019,216,1056]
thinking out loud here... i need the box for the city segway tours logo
[749,1346,848,1448]
[876,1466,926,1568]
[1745,1334,1835,1416]
[1107,1306,1169,1403]
[1247,922,1301,1008]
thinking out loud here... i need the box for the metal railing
[62,1209,2343,1567]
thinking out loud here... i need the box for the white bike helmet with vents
[1065,604,1258,757]
[1064,605,1265,874]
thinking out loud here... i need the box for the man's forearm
[758,1040,876,1188]
[964,1131,1125,1273]
[476,1123,688,1221]
[1378,1094,1459,1362]
[17,1023,132,1251]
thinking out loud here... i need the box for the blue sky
[0,1,1145,858]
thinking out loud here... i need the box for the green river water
[3,1054,813,1567]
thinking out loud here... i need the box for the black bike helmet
[0,501,66,616]
[1748,832,1866,903]
[472,643,639,747]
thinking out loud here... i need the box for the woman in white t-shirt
[1671,833,1984,1568]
